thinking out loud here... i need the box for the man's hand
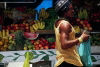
[80,31,90,42]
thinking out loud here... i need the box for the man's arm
[59,22,79,49]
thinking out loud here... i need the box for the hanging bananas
[39,8,49,21]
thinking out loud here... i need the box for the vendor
[54,0,89,67]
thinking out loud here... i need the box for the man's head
[55,0,74,18]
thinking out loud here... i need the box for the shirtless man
[54,0,89,67]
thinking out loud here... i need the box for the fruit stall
[0,0,100,67]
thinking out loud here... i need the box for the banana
[30,26,32,32]
[41,24,45,29]
[35,24,39,30]
[37,22,41,29]
[30,26,35,32]
[32,20,45,30]
[2,29,5,37]
[6,29,9,36]
[40,22,45,29]
[39,8,49,20]
[39,22,42,29]
[0,31,2,37]
[32,24,38,31]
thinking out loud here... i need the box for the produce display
[33,37,55,50]
[0,1,100,51]
[91,34,100,46]
[76,9,92,31]
[0,31,55,51]
[0,7,56,51]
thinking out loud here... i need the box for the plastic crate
[30,61,51,67]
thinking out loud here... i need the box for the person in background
[54,0,90,67]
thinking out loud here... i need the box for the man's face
[64,4,74,17]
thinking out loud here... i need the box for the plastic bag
[78,38,93,67]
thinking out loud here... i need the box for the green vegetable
[23,52,30,67]
[0,54,4,62]
[24,52,34,60]
[47,37,55,42]
[14,30,26,50]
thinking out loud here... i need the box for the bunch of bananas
[39,8,49,20]
[30,20,45,32]
[0,29,9,38]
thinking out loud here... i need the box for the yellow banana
[32,24,38,31]
[0,31,2,37]
[2,29,5,37]
[30,26,35,32]
[35,24,39,30]
[6,30,9,36]
[37,22,41,29]
[40,22,45,29]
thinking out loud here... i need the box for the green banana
[39,8,49,20]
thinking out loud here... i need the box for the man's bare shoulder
[60,20,71,29]
[59,20,72,33]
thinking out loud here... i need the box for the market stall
[0,0,100,67]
